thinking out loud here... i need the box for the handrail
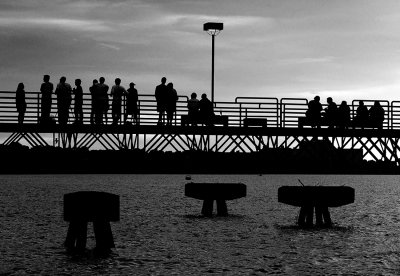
[0,90,399,129]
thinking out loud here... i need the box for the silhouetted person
[16,83,26,124]
[73,79,83,124]
[306,96,322,128]
[166,82,178,126]
[40,75,53,123]
[155,77,168,125]
[187,92,200,125]
[353,100,369,128]
[199,93,214,126]
[369,101,385,129]
[125,82,138,125]
[324,97,337,128]
[111,78,126,125]
[55,76,72,125]
[89,79,98,125]
[97,77,109,124]
[337,101,350,128]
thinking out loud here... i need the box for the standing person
[155,77,168,126]
[55,76,72,125]
[187,92,200,125]
[110,78,126,125]
[166,82,178,126]
[89,79,98,125]
[199,93,214,126]
[16,83,26,124]
[306,95,322,128]
[40,75,53,123]
[97,77,109,124]
[125,82,138,125]
[73,79,83,124]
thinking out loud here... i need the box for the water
[1,174,400,275]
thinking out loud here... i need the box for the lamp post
[203,22,223,104]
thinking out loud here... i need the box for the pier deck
[1,91,400,164]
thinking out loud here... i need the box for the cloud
[279,56,336,65]
[0,17,111,32]
[98,42,121,51]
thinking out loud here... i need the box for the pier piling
[63,191,119,253]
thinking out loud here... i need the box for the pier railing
[0,90,396,129]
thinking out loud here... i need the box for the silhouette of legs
[322,206,332,226]
[201,199,213,217]
[93,219,115,252]
[65,220,88,252]
[216,199,228,216]
[201,199,228,216]
[299,205,332,227]
[298,205,314,227]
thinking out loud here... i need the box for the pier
[1,90,400,166]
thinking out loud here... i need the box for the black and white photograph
[0,0,400,275]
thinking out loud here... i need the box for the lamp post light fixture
[203,22,223,104]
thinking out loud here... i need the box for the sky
[2,0,400,103]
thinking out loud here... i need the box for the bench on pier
[278,186,354,227]
[298,117,384,129]
[181,115,229,127]
[351,120,383,129]
[298,117,332,128]
[185,182,246,216]
[64,191,119,253]
[243,117,268,127]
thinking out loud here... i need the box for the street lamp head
[203,22,223,35]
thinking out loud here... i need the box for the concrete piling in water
[64,191,119,253]
[278,186,354,227]
[185,183,246,217]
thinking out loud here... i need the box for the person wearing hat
[125,82,139,125]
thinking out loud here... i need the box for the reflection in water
[0,174,400,274]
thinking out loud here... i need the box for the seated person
[305,96,322,128]
[353,100,369,128]
[369,101,385,129]
[337,101,350,128]
[199,93,214,126]
[324,97,337,128]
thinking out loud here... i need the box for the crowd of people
[16,75,145,125]
[14,77,386,129]
[306,96,385,129]
[15,75,216,126]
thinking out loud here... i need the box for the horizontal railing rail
[0,90,398,129]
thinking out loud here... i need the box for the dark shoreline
[2,143,398,175]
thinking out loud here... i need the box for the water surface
[1,174,400,275]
